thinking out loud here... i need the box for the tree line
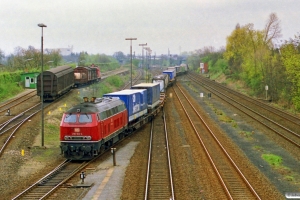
[188,13,300,111]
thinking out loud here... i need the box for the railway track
[173,83,261,199]
[187,72,300,153]
[0,90,37,114]
[144,109,174,200]
[0,103,46,157]
[12,160,89,200]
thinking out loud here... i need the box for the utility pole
[139,43,147,81]
[125,38,137,87]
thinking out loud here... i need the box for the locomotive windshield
[63,113,92,123]
[64,114,77,123]
[79,114,92,123]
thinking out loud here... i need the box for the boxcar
[37,65,74,101]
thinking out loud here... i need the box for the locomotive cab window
[64,114,77,123]
[79,114,92,123]
[99,112,107,120]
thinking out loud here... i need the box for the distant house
[20,72,40,89]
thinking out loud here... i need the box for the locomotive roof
[65,97,124,113]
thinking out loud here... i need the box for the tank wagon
[37,65,74,101]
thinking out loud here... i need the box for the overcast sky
[1,0,299,56]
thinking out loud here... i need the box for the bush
[0,82,23,101]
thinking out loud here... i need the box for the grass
[262,153,282,168]
[239,131,253,138]
[253,145,263,152]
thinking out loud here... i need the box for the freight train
[37,64,101,101]
[60,82,165,160]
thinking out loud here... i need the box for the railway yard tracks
[172,83,261,199]
[0,90,44,157]
[187,72,300,157]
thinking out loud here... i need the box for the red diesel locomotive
[60,97,128,160]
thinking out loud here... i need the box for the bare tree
[0,49,4,63]
[264,12,282,45]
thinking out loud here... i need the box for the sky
[1,0,299,56]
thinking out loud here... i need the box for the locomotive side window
[99,112,107,120]
[112,107,117,115]
[117,105,122,112]
[79,114,92,123]
[64,114,77,123]
[106,109,112,117]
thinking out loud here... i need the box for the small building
[20,72,40,89]
[200,62,208,73]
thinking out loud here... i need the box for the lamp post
[139,43,147,81]
[38,23,46,147]
[125,38,137,87]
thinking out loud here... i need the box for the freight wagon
[103,89,148,123]
[37,65,74,101]
[152,74,169,93]
[163,69,176,86]
[131,83,161,110]
[74,66,100,87]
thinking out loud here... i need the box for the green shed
[20,72,40,89]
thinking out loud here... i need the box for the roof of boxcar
[46,65,73,74]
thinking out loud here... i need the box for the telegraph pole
[125,38,137,87]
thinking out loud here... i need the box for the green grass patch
[218,114,232,123]
[231,120,237,128]
[253,145,263,152]
[284,175,295,181]
[262,153,282,168]
[239,131,253,138]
